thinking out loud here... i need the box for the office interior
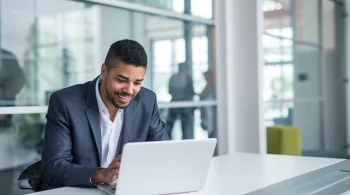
[1,0,350,194]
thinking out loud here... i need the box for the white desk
[26,153,344,195]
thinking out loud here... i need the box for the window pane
[294,44,321,98]
[0,0,214,107]
[152,24,213,103]
[0,113,44,194]
[263,28,293,63]
[264,0,319,43]
[119,0,212,19]
[265,100,324,152]
[159,106,216,140]
[294,0,320,42]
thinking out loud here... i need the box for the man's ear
[101,63,107,78]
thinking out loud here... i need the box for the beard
[106,86,134,109]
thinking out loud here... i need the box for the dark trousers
[166,108,194,139]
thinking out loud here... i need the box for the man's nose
[123,83,133,95]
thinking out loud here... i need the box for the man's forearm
[41,160,99,189]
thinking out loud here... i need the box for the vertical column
[184,0,193,73]
[344,0,350,154]
[0,0,2,72]
[326,1,346,154]
[214,0,265,154]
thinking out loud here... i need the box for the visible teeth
[119,94,128,98]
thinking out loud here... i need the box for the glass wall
[1,0,213,106]
[119,0,213,18]
[263,0,346,157]
[263,0,322,152]
[0,0,216,194]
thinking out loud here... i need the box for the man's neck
[108,109,118,122]
[99,83,118,122]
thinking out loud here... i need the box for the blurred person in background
[0,48,25,131]
[166,62,195,139]
[199,70,214,138]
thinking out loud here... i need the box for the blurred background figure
[0,48,25,195]
[0,48,25,131]
[199,70,214,138]
[166,62,195,139]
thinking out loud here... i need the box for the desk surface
[27,153,344,195]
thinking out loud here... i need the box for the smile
[118,94,129,99]
[117,94,131,103]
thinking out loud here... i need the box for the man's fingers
[105,167,119,177]
[106,155,122,182]
[111,173,118,181]
[109,161,121,169]
[110,168,119,175]
[107,162,121,176]
[106,168,119,182]
[114,155,122,162]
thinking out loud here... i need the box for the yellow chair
[267,126,301,156]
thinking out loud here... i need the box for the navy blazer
[40,77,170,190]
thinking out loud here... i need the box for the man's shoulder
[135,87,157,102]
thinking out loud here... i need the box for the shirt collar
[95,76,108,114]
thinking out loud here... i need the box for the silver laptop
[97,138,217,195]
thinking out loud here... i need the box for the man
[199,70,214,138]
[166,62,195,139]
[40,39,170,190]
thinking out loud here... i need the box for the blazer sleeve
[147,94,170,141]
[40,92,98,190]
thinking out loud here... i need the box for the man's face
[101,61,146,109]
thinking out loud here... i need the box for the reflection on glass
[293,101,322,151]
[0,49,26,131]
[264,64,293,126]
[263,28,293,63]
[0,113,44,195]
[160,107,213,140]
[1,0,213,107]
[118,0,212,19]
[152,26,210,103]
[264,13,294,127]
[166,63,196,139]
[199,71,215,138]
[294,0,320,42]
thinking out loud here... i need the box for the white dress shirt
[95,76,124,168]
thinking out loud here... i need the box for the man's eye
[117,79,126,83]
[134,82,141,86]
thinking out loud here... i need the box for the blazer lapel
[116,99,137,155]
[85,77,102,163]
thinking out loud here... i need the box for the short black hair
[104,39,148,69]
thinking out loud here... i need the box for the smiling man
[40,39,170,190]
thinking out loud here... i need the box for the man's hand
[91,155,122,184]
